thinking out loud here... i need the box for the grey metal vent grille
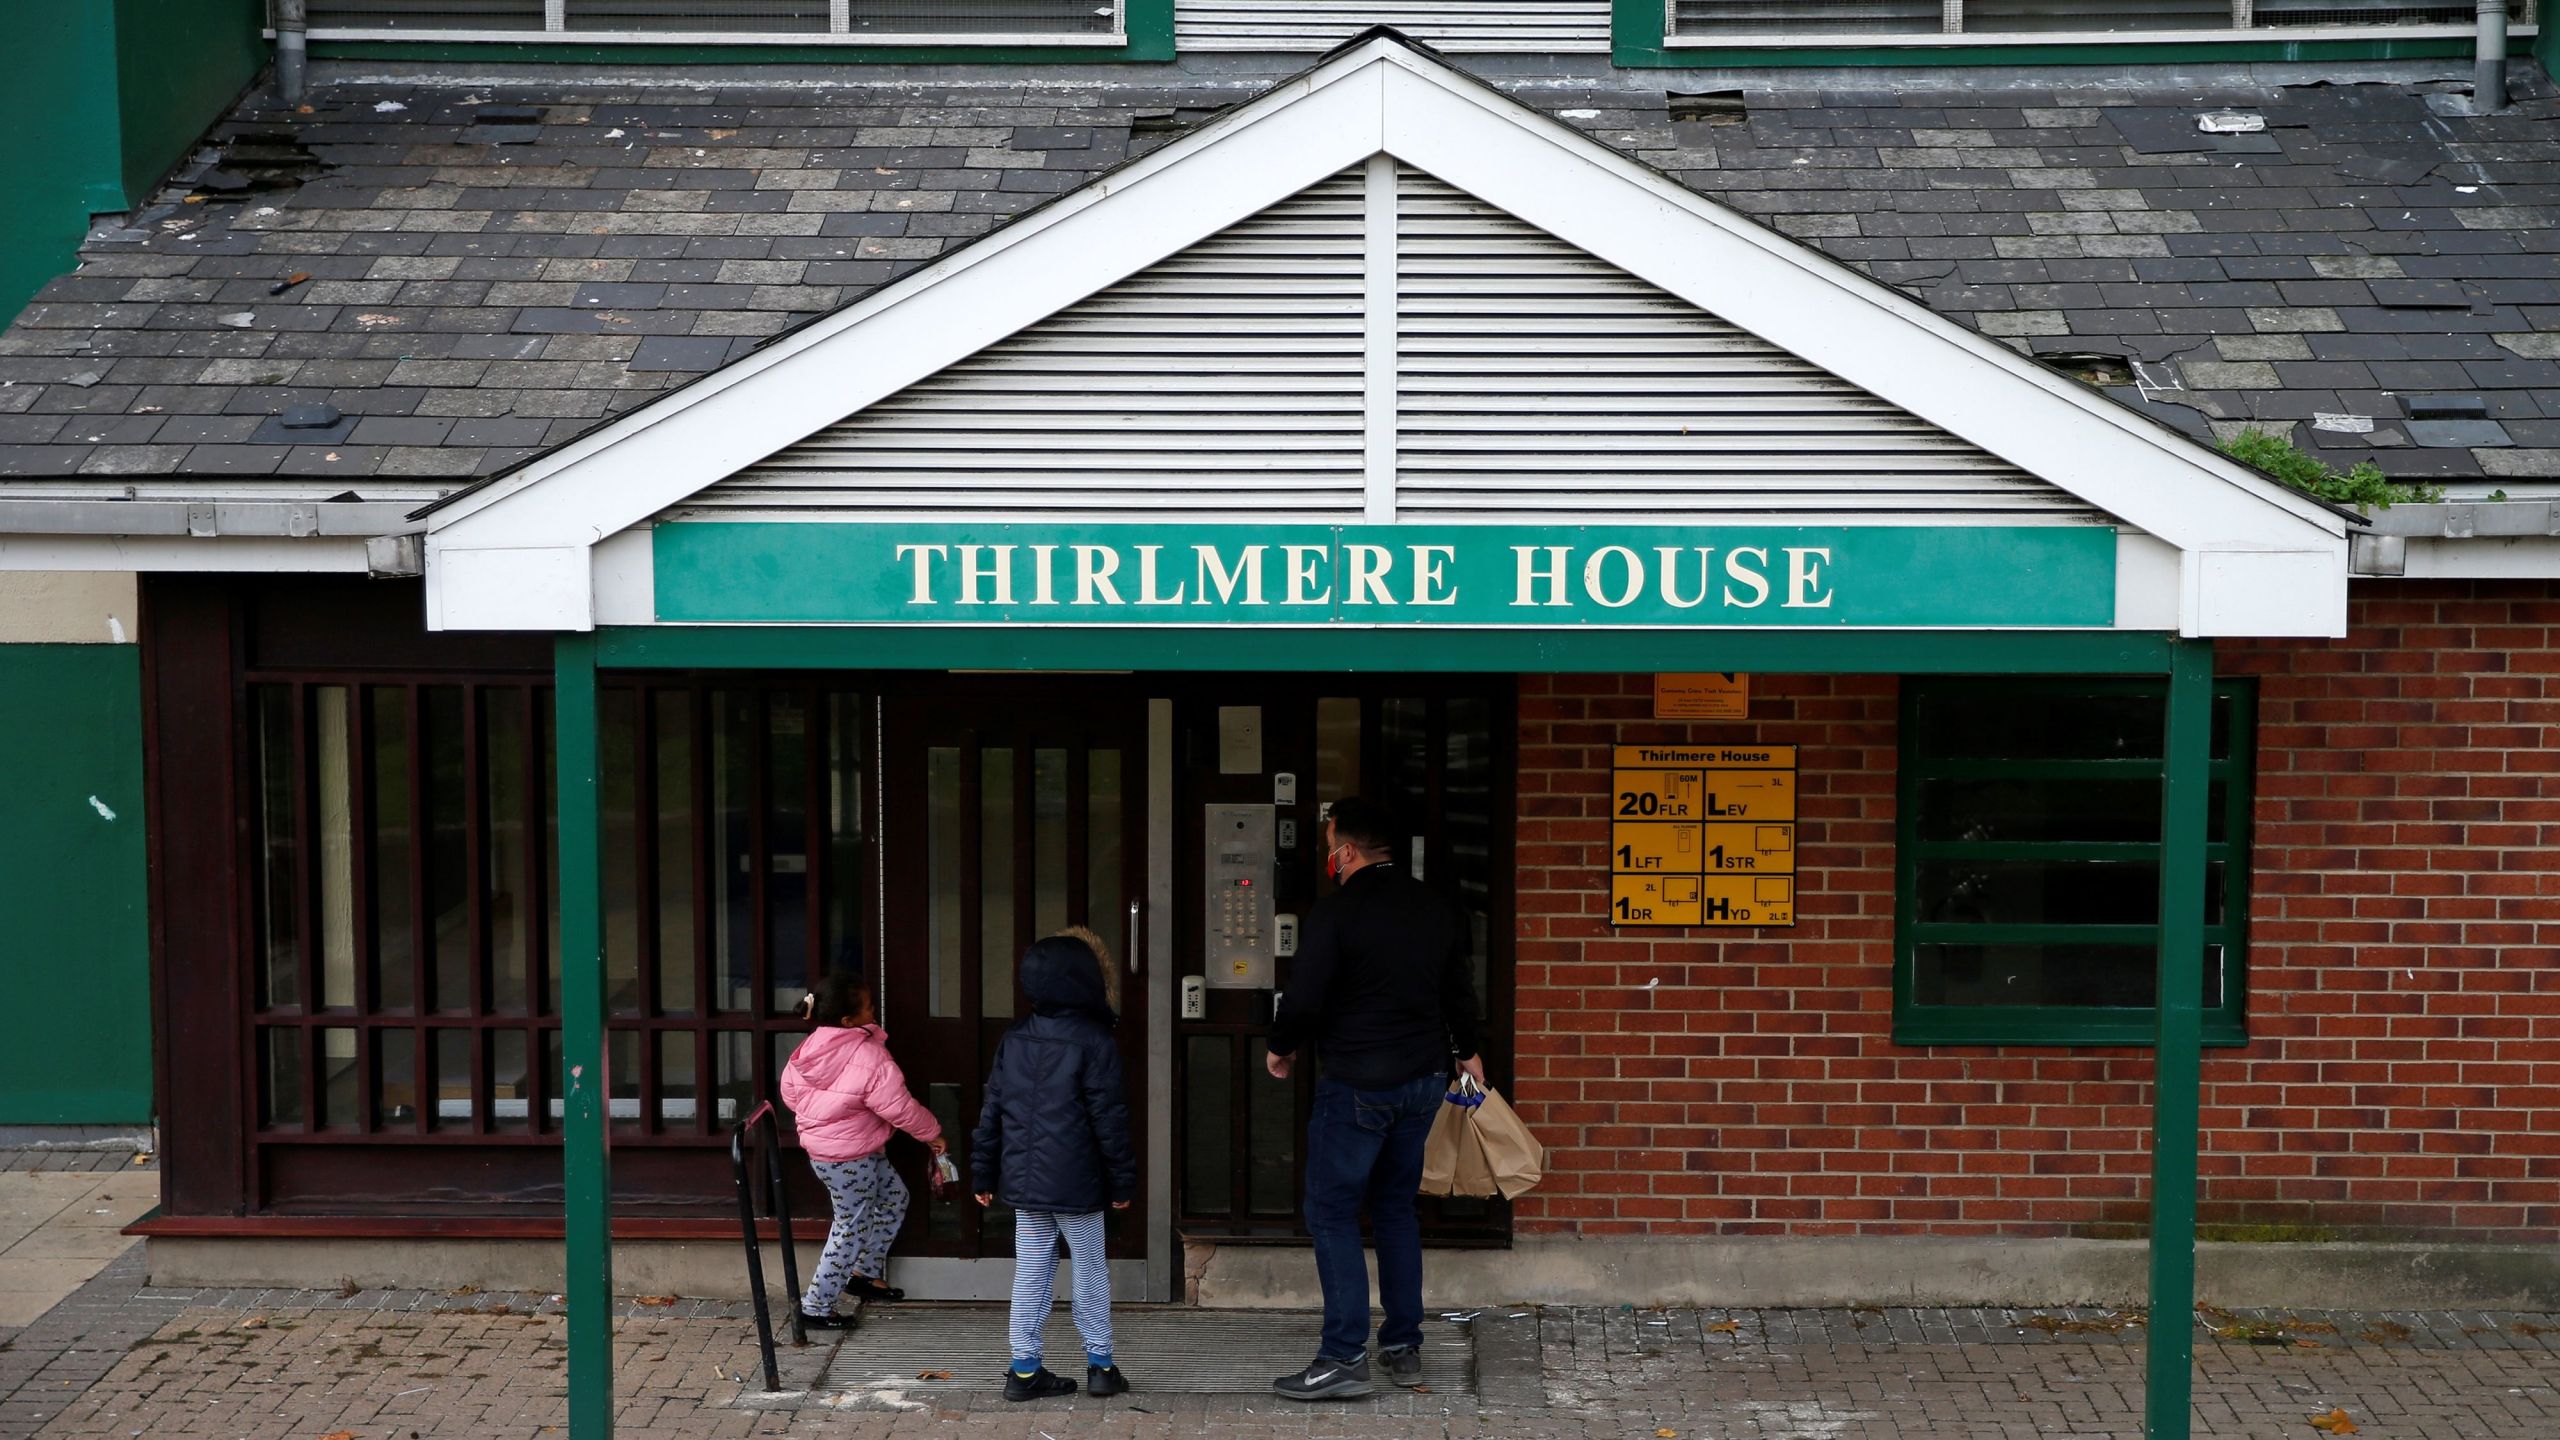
[695,169,1369,522]
[1964,0,2227,31]
[297,0,1121,37]
[305,0,547,29]
[1175,1,1609,52]
[1668,0,2529,35]
[1390,169,2081,522]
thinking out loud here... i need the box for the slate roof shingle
[4,61,2558,506]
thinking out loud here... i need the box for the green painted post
[2145,638,2214,1440]
[555,633,614,1438]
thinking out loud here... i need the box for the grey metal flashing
[0,499,421,538]
[2358,499,2560,538]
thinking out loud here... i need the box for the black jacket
[969,936,1139,1213]
[1267,862,1482,1089]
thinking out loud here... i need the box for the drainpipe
[2476,0,2508,112]
[274,0,308,106]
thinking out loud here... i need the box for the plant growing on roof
[2219,427,2444,512]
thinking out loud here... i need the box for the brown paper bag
[1470,1085,1544,1200]
[1449,1112,1501,1198]
[1420,1094,1482,1197]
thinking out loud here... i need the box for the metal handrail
[728,1099,806,1391]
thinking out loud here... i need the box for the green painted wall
[112,0,269,205]
[0,0,262,324]
[0,646,152,1125]
[0,8,125,325]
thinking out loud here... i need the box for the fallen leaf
[916,1369,950,1381]
[1411,1384,1432,1393]
[2308,1409,2359,1435]
[321,1432,357,1440]
[1657,1430,1679,1438]
[635,1295,678,1307]
[2294,1339,2323,1349]
[1704,1320,1741,1334]
[237,1316,267,1329]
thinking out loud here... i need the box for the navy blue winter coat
[969,936,1139,1214]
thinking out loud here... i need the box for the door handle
[1127,899,1142,975]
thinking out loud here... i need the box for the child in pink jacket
[780,968,946,1326]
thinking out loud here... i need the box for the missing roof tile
[2042,352,2136,387]
[1669,91,1748,127]
[188,129,331,200]
[1131,107,1223,136]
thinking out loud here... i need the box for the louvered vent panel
[1392,169,2090,523]
[1965,0,2226,31]
[1176,1,1609,51]
[690,170,1368,522]
[304,0,549,30]
[300,0,1119,33]
[1669,0,1940,36]
[2251,0,2531,25]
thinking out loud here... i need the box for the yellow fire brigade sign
[1609,744,1797,928]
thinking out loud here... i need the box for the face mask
[1324,844,1350,880]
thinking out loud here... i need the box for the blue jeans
[1303,1073,1443,1362]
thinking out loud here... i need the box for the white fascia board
[2113,531,2179,633]
[2183,543,2348,638]
[430,62,1388,552]
[592,528,656,627]
[427,540,593,631]
[1370,52,2345,555]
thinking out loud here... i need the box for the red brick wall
[1509,579,2560,1243]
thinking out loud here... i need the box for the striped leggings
[1007,1208,1112,1367]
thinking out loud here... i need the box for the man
[1265,796,1486,1401]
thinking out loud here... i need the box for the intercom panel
[1203,803,1276,989]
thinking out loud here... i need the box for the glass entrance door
[881,680,1149,1261]
[1173,681,1513,1244]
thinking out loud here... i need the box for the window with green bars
[1893,676,2254,1048]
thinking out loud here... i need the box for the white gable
[424,35,2347,638]
[682,163,2091,527]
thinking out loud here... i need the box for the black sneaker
[1085,1363,1130,1397]
[1379,1345,1424,1388]
[1003,1367,1077,1402]
[796,1308,856,1331]
[1273,1353,1372,1401]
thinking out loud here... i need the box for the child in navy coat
[970,928,1138,1401]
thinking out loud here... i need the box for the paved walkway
[0,1150,157,1336]
[6,1257,2557,1438]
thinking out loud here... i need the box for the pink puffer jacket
[779,1025,942,1162]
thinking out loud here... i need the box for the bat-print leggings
[800,1152,908,1315]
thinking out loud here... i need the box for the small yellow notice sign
[1609,744,1797,928]
[1653,673,1749,720]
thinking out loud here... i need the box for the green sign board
[651,522,2117,629]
